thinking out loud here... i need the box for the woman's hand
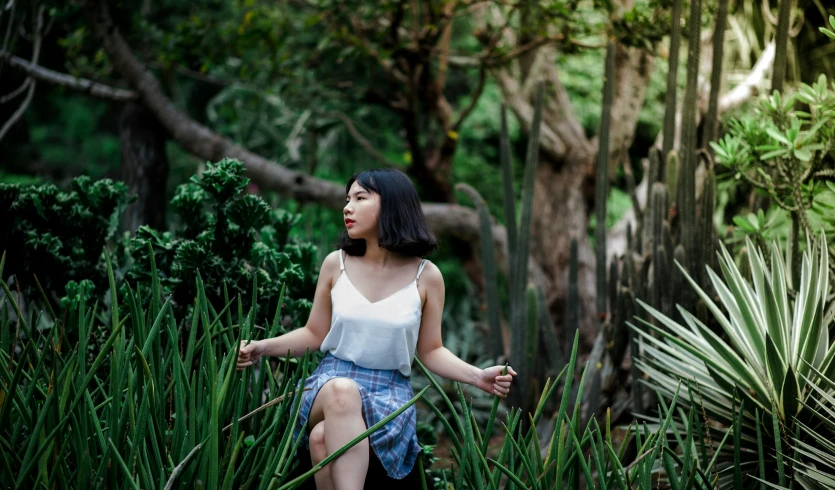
[236,340,264,370]
[475,365,517,399]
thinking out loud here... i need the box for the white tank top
[319,250,429,376]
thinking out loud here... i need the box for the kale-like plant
[0,176,133,301]
[126,158,318,330]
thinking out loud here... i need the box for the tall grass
[1,248,735,489]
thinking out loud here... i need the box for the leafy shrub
[126,158,318,329]
[0,176,133,300]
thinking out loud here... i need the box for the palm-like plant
[634,231,834,487]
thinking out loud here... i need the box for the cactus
[597,0,731,416]
[536,285,563,377]
[663,221,674,273]
[662,0,684,158]
[627,284,642,413]
[567,238,580,361]
[658,247,672,318]
[500,105,518,265]
[699,164,717,285]
[455,183,503,360]
[772,0,793,92]
[666,150,679,208]
[673,244,687,316]
[453,84,546,415]
[679,0,701,288]
[507,83,545,411]
[608,260,619,320]
[595,41,616,315]
[525,285,540,402]
[703,0,729,148]
[611,266,632,369]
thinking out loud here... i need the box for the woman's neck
[362,240,402,266]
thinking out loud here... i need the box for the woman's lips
[345,219,355,227]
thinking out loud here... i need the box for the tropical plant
[126,158,319,329]
[634,231,834,488]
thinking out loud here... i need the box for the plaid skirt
[293,353,421,480]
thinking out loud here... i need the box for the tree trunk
[532,160,600,350]
[120,102,169,233]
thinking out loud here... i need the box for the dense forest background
[2,0,835,488]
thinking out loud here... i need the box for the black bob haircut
[338,168,438,258]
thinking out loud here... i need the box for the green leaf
[794,148,813,162]
[780,365,800,421]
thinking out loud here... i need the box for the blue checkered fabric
[293,352,421,480]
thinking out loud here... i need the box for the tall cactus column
[661,0,684,159]
[595,40,616,317]
[678,0,701,296]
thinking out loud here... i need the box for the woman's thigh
[308,377,363,429]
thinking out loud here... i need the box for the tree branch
[0,5,43,142]
[83,0,549,289]
[718,41,776,112]
[0,76,30,103]
[452,66,486,132]
[322,111,399,167]
[0,51,138,102]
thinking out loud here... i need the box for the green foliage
[0,176,133,299]
[127,158,318,329]
[414,332,724,489]
[0,256,725,489]
[0,250,426,489]
[635,233,835,488]
[821,15,835,40]
[710,74,835,245]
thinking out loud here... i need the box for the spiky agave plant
[634,231,834,488]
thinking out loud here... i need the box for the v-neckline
[339,270,417,305]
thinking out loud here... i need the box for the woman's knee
[321,378,362,415]
[309,421,327,461]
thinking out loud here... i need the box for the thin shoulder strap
[415,259,429,285]
[339,249,345,272]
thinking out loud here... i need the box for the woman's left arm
[415,263,516,398]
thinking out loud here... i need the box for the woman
[236,168,517,490]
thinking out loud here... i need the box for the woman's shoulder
[418,259,442,284]
[320,250,343,274]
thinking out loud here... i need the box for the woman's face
[343,181,380,239]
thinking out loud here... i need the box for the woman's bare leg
[308,378,369,490]
[309,421,334,490]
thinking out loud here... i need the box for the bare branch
[148,61,231,86]
[719,42,776,112]
[0,5,43,142]
[0,76,29,103]
[0,51,138,101]
[322,111,399,167]
[0,0,16,77]
[0,73,34,141]
[452,66,486,132]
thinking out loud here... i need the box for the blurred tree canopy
[1,0,832,353]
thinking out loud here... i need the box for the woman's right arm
[236,251,339,369]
